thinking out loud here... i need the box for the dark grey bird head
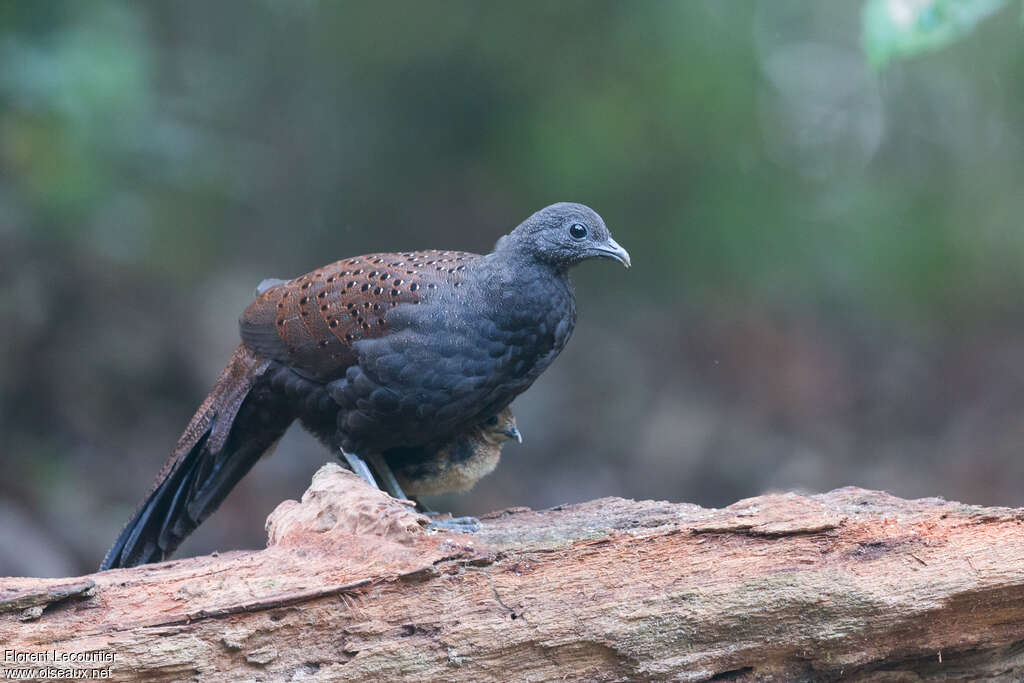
[497,202,631,270]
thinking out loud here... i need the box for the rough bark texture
[3,463,1024,682]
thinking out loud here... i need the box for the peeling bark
[3,464,1024,682]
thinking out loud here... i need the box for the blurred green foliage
[1,1,1021,321]
[3,1,1024,575]
[863,0,1012,67]
[3,1,1023,319]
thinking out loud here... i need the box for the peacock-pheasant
[101,202,630,569]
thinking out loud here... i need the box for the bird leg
[425,515,482,534]
[340,449,379,489]
[342,451,476,533]
[365,453,410,501]
[408,497,481,533]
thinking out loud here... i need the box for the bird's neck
[467,250,575,331]
[488,237,572,274]
[479,247,570,292]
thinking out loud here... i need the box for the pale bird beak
[503,425,523,443]
[593,237,631,268]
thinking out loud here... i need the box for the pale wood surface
[3,463,1024,682]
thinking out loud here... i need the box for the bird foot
[425,515,481,534]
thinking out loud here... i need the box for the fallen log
[3,463,1024,681]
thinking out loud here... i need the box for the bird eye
[485,416,499,427]
[569,223,588,240]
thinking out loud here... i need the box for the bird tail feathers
[100,346,291,570]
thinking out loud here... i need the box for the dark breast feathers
[239,249,575,454]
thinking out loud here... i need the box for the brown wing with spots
[240,250,479,380]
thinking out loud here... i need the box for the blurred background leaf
[2,0,1024,577]
[863,0,1011,66]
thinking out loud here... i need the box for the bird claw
[426,516,481,534]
